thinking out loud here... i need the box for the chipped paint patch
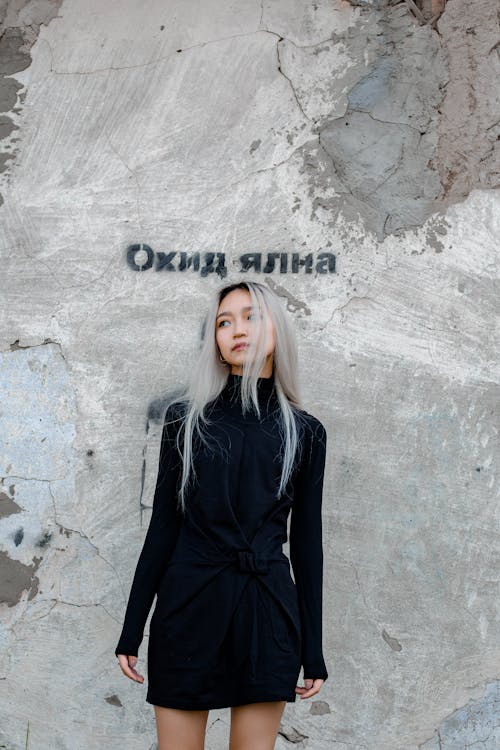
[382,628,402,651]
[105,693,123,707]
[0,1,64,204]
[0,549,41,605]
[0,490,22,518]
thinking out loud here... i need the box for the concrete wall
[0,1,498,748]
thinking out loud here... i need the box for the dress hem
[146,692,297,710]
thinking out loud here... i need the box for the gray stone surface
[0,1,498,749]
[436,0,500,200]
[419,680,500,750]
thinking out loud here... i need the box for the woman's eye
[218,320,229,328]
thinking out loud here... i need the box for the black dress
[115,372,328,710]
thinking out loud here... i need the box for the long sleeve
[289,416,328,681]
[115,404,184,657]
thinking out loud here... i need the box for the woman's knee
[154,705,209,750]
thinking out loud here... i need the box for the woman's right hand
[116,654,144,683]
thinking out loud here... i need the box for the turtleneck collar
[226,372,275,392]
[220,371,278,414]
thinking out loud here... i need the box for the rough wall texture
[0,1,498,749]
[0,1,64,202]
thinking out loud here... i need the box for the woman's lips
[232,343,249,351]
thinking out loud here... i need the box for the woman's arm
[114,404,184,657]
[289,416,328,681]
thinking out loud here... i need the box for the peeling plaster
[381,627,403,651]
[278,725,309,743]
[8,336,60,351]
[310,700,331,715]
[265,277,312,315]
[303,2,446,239]
[278,0,498,241]
[0,490,22,518]
[0,1,64,204]
[424,215,451,253]
[0,549,41,605]
[105,693,123,707]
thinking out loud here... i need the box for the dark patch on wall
[315,3,446,239]
[278,726,308,742]
[105,693,123,707]
[382,627,403,651]
[0,490,22,518]
[36,530,53,548]
[0,1,64,205]
[0,550,42,606]
[265,277,312,315]
[9,337,59,351]
[304,0,496,241]
[140,392,187,524]
[13,526,24,545]
[310,700,331,715]
[321,111,441,237]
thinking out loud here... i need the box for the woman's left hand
[295,678,324,699]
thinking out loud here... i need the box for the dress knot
[236,549,270,574]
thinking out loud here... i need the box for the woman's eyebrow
[216,305,254,320]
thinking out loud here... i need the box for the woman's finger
[117,654,144,683]
[295,678,324,699]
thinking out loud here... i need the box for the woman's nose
[233,319,247,336]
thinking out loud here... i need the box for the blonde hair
[164,281,308,513]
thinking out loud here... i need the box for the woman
[115,280,329,750]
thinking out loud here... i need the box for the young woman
[115,281,329,750]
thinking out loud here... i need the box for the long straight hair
[164,281,308,513]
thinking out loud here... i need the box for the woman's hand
[295,678,324,699]
[116,654,144,683]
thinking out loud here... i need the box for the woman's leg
[154,705,209,750]
[229,701,286,750]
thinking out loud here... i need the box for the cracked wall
[419,680,500,750]
[0,1,498,749]
[278,0,499,239]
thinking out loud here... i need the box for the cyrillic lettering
[126,243,154,271]
[316,253,335,274]
[156,252,176,271]
[178,252,200,272]
[239,253,262,272]
[291,253,313,273]
[262,253,280,273]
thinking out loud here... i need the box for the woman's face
[215,288,275,376]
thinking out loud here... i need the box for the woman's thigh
[153,705,209,750]
[229,701,286,750]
